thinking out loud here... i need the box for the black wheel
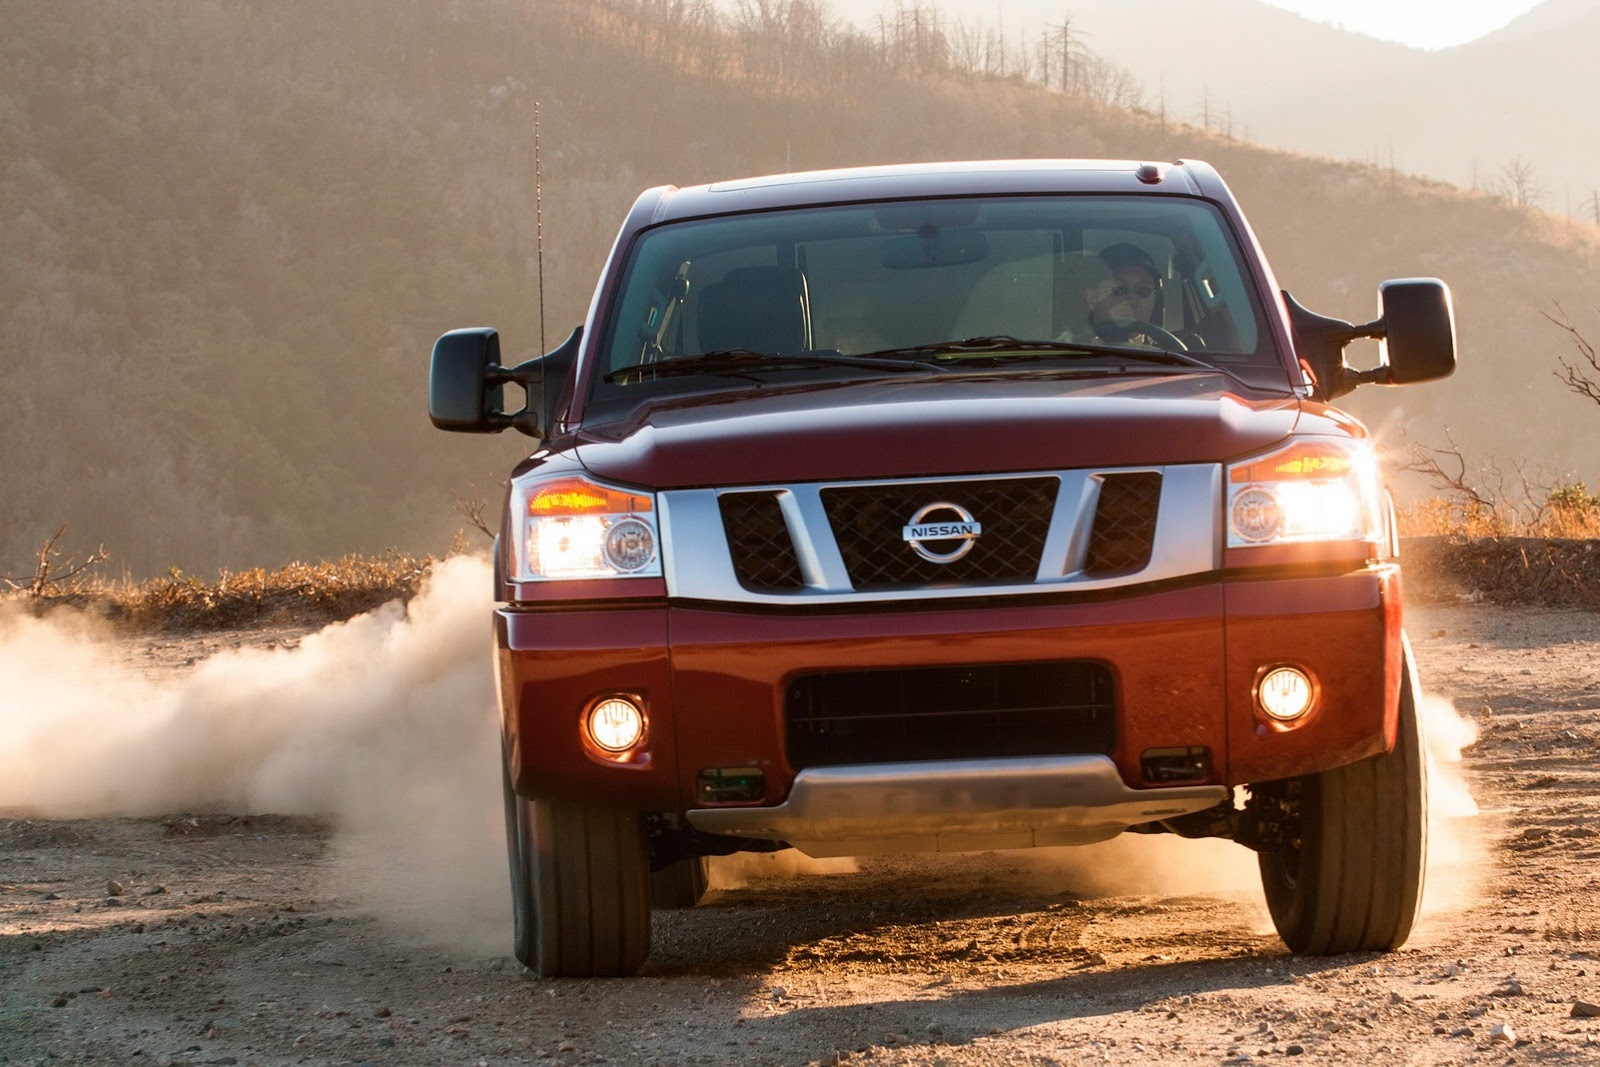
[501,746,651,976]
[1258,639,1428,954]
[651,857,710,909]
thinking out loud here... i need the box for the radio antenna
[534,100,547,356]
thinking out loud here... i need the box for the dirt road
[3,602,1599,1065]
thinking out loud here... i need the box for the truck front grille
[821,478,1055,590]
[719,491,805,592]
[785,661,1115,769]
[1084,472,1162,575]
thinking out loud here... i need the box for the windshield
[589,195,1286,414]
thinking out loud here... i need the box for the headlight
[1226,439,1382,548]
[511,475,662,580]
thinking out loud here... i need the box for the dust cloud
[1417,691,1486,928]
[999,688,1486,940]
[0,555,506,953]
[0,567,1488,955]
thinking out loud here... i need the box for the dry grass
[1,549,444,632]
[1398,491,1600,608]
[1403,536,1600,609]
[1397,493,1600,540]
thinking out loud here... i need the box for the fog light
[1258,667,1314,721]
[587,697,645,752]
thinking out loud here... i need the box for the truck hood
[571,374,1316,488]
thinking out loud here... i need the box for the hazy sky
[1258,0,1544,48]
[819,0,1552,50]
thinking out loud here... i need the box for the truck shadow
[735,954,1354,1060]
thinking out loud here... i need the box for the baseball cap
[1098,242,1160,279]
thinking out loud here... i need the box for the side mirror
[1379,278,1456,385]
[429,327,506,433]
[428,326,586,437]
[1283,277,1457,401]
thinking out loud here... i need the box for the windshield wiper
[604,348,940,383]
[854,335,1217,372]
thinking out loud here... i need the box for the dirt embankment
[3,601,1600,1066]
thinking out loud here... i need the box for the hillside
[4,0,1599,576]
[850,0,1600,215]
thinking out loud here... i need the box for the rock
[1285,1047,1304,1057]
[41,892,60,901]
[374,1006,392,1017]
[106,879,125,896]
[1449,1026,1473,1038]
[1572,1001,1600,1018]
[143,885,167,896]
[1493,980,1525,997]
[1389,990,1407,1005]
[1466,1005,1487,1018]
[1489,1023,1516,1044]
[51,997,67,1008]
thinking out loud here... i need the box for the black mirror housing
[430,327,506,433]
[1284,278,1457,401]
[1378,278,1456,385]
[523,327,583,437]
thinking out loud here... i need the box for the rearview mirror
[879,230,990,270]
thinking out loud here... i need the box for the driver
[1082,242,1163,344]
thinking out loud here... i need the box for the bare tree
[1495,156,1545,209]
[1545,304,1600,408]
[1402,432,1497,515]
[1403,432,1558,533]
[2,525,110,598]
[454,485,498,542]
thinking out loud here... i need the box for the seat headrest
[696,266,812,355]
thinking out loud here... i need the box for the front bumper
[685,755,1227,857]
[496,564,1401,846]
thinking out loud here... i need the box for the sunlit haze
[1258,0,1544,48]
[819,0,1550,50]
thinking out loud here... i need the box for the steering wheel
[1093,319,1190,352]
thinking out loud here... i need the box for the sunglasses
[1097,283,1158,299]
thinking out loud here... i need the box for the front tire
[502,749,651,976]
[1258,641,1428,954]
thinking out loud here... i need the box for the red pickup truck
[429,159,1455,977]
